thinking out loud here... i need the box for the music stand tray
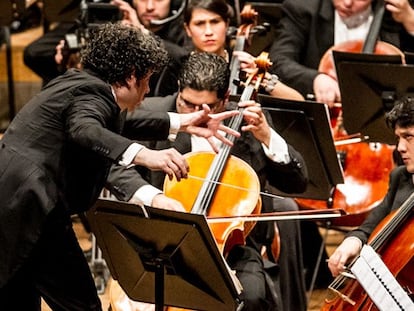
[333,50,414,145]
[256,95,344,200]
[87,199,243,311]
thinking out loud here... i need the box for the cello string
[187,174,285,200]
[369,191,414,250]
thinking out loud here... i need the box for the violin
[321,191,414,311]
[296,0,399,227]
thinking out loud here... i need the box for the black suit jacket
[269,0,414,97]
[347,165,414,244]
[0,68,172,287]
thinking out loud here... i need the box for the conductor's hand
[133,147,189,181]
[151,193,186,212]
[178,104,240,153]
[327,237,362,277]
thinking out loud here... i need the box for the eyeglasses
[178,93,222,111]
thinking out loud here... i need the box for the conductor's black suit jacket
[0,68,173,287]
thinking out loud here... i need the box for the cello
[321,191,414,311]
[163,52,272,256]
[296,0,400,227]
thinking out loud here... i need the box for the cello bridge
[328,286,356,306]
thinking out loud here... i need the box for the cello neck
[362,0,385,53]
[369,190,414,251]
[191,86,255,215]
[229,37,246,95]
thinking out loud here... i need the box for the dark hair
[178,52,229,99]
[386,96,414,129]
[81,23,169,86]
[184,0,233,25]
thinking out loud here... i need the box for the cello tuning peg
[263,22,271,31]
[232,78,241,88]
[252,25,267,35]
[227,26,238,37]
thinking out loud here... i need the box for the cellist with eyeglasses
[107,51,309,311]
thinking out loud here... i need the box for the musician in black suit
[328,95,414,276]
[0,23,239,310]
[107,52,309,311]
[269,0,414,107]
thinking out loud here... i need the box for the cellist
[107,52,309,310]
[328,95,414,277]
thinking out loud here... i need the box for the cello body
[321,209,414,311]
[164,151,262,255]
[296,18,402,227]
[297,141,395,227]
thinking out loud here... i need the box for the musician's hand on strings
[133,147,189,181]
[327,237,363,277]
[313,73,341,108]
[232,50,257,72]
[385,0,414,32]
[239,100,271,147]
[178,104,240,152]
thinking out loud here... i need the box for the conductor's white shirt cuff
[168,112,180,141]
[130,184,163,207]
[119,142,144,167]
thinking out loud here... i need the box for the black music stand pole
[154,258,164,311]
[87,199,243,311]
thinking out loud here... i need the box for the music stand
[230,94,343,200]
[87,199,243,311]
[333,50,414,144]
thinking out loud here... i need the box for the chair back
[0,0,26,26]
[41,0,81,32]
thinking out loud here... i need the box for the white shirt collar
[334,10,373,45]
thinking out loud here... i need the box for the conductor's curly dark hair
[81,23,169,86]
[179,52,229,100]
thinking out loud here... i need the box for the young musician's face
[395,125,414,173]
[184,8,228,57]
[332,0,372,19]
[134,0,171,30]
[176,88,225,114]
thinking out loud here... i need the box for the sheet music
[350,245,414,311]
